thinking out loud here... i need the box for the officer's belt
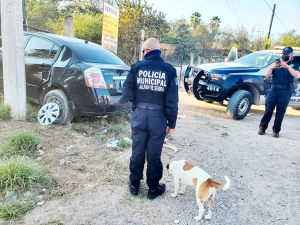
[270,84,292,90]
[135,102,164,110]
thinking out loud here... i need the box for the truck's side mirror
[185,66,191,78]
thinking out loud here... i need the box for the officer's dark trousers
[129,107,167,189]
[259,89,292,133]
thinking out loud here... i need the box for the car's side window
[53,46,72,67]
[24,36,55,59]
[49,45,60,59]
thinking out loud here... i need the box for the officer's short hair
[282,46,293,54]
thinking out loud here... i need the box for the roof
[24,31,97,46]
[258,49,300,55]
[274,46,300,51]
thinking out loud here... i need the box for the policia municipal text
[258,46,300,138]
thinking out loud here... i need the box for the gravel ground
[1,91,299,225]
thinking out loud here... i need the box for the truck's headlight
[211,73,227,81]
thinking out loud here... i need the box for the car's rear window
[70,43,126,65]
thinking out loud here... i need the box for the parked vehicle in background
[0,32,131,124]
[184,50,300,120]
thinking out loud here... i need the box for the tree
[277,30,300,47]
[115,0,169,64]
[190,12,201,30]
[210,16,221,33]
[46,13,103,44]
[25,0,61,31]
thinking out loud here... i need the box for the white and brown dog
[166,159,230,221]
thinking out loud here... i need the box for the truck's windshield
[235,52,280,68]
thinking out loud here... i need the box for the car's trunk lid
[85,63,130,96]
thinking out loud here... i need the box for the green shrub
[117,138,132,149]
[0,157,50,190]
[0,92,4,103]
[109,124,127,135]
[72,123,94,135]
[0,132,40,157]
[94,133,108,143]
[0,199,35,220]
[75,166,86,172]
[42,219,63,225]
[106,112,131,124]
[26,102,40,122]
[0,103,11,121]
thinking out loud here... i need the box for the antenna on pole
[265,4,276,50]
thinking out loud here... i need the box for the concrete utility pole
[64,16,74,38]
[1,0,26,120]
[265,4,276,50]
[22,0,28,31]
[139,30,145,61]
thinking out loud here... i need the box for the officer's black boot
[258,127,265,135]
[147,183,166,200]
[272,132,279,138]
[129,182,139,196]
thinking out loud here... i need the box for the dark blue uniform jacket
[122,53,179,128]
[272,60,299,84]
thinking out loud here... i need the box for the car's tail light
[84,67,107,89]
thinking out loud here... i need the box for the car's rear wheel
[43,90,73,124]
[226,90,253,120]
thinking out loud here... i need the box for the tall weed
[0,157,50,190]
[0,132,40,157]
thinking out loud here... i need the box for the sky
[145,0,299,39]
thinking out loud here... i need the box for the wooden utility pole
[265,4,276,50]
[1,0,26,120]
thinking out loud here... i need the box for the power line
[263,0,288,32]
[225,0,240,24]
[194,0,210,21]
[239,0,249,22]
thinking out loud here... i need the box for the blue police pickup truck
[184,49,300,120]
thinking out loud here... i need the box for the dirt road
[3,91,299,225]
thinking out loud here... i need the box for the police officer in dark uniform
[258,46,300,138]
[121,38,178,199]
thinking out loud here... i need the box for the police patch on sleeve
[175,78,178,86]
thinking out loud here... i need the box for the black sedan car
[0,32,131,124]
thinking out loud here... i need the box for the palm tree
[210,16,221,31]
[190,12,201,30]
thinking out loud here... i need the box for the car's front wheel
[43,90,73,125]
[226,90,253,120]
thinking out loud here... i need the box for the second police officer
[258,46,300,138]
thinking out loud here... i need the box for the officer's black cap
[282,46,293,54]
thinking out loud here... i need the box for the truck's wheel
[43,90,73,125]
[226,90,252,120]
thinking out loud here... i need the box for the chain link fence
[160,43,185,87]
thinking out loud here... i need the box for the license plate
[207,85,220,92]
